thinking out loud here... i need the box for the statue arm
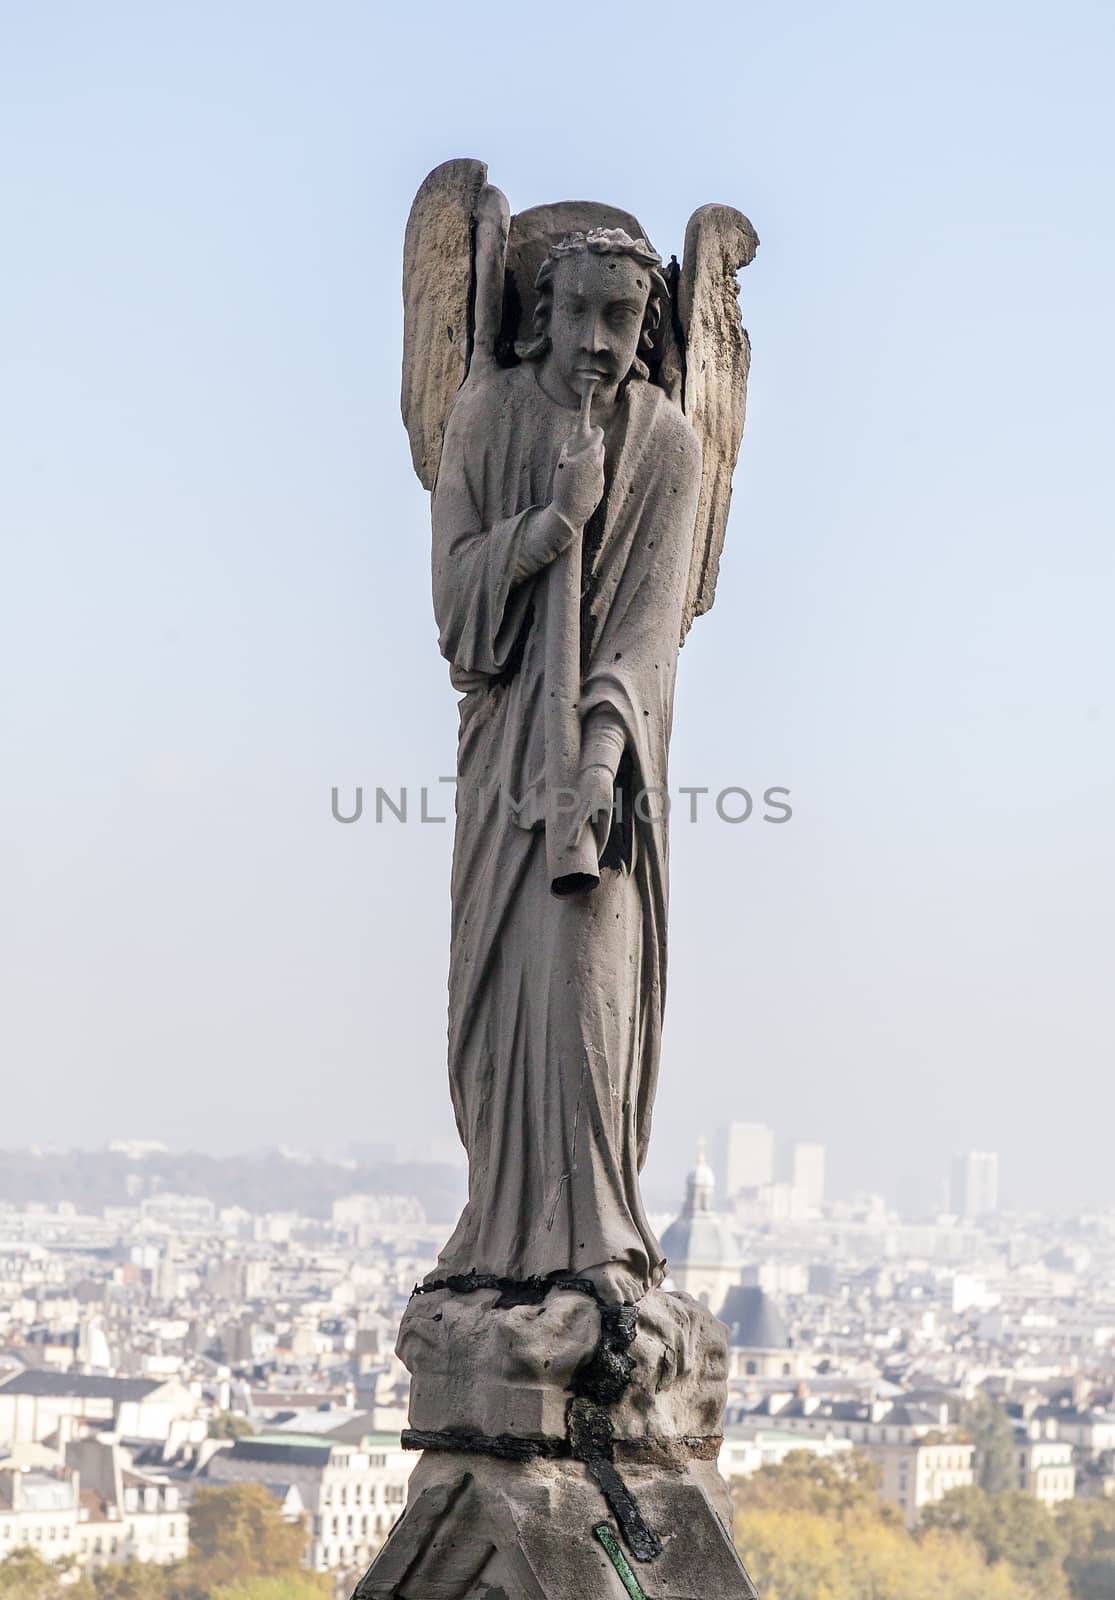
[512,505,578,583]
[431,407,543,680]
[575,706,628,861]
[431,389,581,678]
[580,705,627,783]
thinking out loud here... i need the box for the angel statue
[402,161,758,1309]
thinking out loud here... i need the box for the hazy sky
[3,1,1113,1212]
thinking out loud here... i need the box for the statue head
[516,227,669,399]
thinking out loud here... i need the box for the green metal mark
[593,1522,649,1600]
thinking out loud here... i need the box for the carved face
[545,250,652,400]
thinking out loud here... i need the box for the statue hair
[514,227,670,377]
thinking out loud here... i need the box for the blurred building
[1013,1419,1075,1506]
[661,1148,743,1309]
[719,1423,853,1480]
[0,1371,203,1455]
[203,1426,415,1570]
[871,1437,975,1526]
[950,1151,1000,1218]
[0,1465,79,1561]
[791,1142,826,1213]
[719,1286,794,1379]
[716,1123,774,1201]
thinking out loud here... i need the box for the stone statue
[355,161,761,1599]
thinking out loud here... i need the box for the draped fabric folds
[429,364,702,1305]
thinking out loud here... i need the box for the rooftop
[720,1286,791,1350]
[0,1372,163,1402]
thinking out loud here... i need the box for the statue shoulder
[638,381,702,472]
[446,364,532,436]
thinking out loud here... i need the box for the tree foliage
[1059,1499,1115,1600]
[0,1487,309,1600]
[208,1413,257,1441]
[91,1561,174,1600]
[188,1484,307,1589]
[960,1393,1017,1494]
[0,1550,92,1600]
[921,1485,1067,1592]
[736,1506,1034,1600]
[2,1460,1111,1600]
[735,1450,902,1523]
[732,1452,1113,1600]
[208,1577,331,1600]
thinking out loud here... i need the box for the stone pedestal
[353,1282,758,1599]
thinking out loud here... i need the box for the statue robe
[430,362,702,1304]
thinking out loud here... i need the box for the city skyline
[0,1134,1040,1225]
[1,1123,1111,1579]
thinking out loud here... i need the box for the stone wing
[401,159,509,490]
[676,204,759,639]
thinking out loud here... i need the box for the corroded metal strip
[401,1427,723,1466]
[586,1458,661,1564]
[401,1428,567,1462]
[593,1522,648,1600]
[412,1271,600,1307]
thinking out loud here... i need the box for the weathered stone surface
[400,157,488,489]
[400,162,758,624]
[614,1290,729,1445]
[399,1287,599,1440]
[397,1287,728,1450]
[354,1453,757,1600]
[385,161,760,1598]
[408,198,756,1297]
[470,182,511,378]
[504,202,647,358]
[676,203,759,637]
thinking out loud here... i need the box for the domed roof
[660,1213,743,1269]
[660,1139,743,1271]
[718,1285,791,1350]
[690,1152,716,1191]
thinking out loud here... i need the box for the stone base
[398,1285,728,1451]
[357,1282,753,1595]
[353,1453,759,1600]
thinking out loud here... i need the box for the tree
[1058,1499,1115,1600]
[921,1486,1068,1597]
[208,1413,257,1441]
[733,1450,902,1524]
[189,1484,307,1589]
[734,1504,1034,1600]
[91,1561,174,1600]
[208,1579,330,1600]
[732,1441,1115,1600]
[920,1485,997,1544]
[960,1394,1017,1494]
[0,1550,93,1600]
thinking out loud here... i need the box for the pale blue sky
[3,1,1113,1210]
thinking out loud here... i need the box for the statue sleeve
[431,395,541,680]
[579,408,702,777]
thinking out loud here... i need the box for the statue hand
[552,425,605,530]
[578,762,616,857]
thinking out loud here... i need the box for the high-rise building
[790,1141,826,1211]
[950,1151,999,1218]
[716,1122,774,1200]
